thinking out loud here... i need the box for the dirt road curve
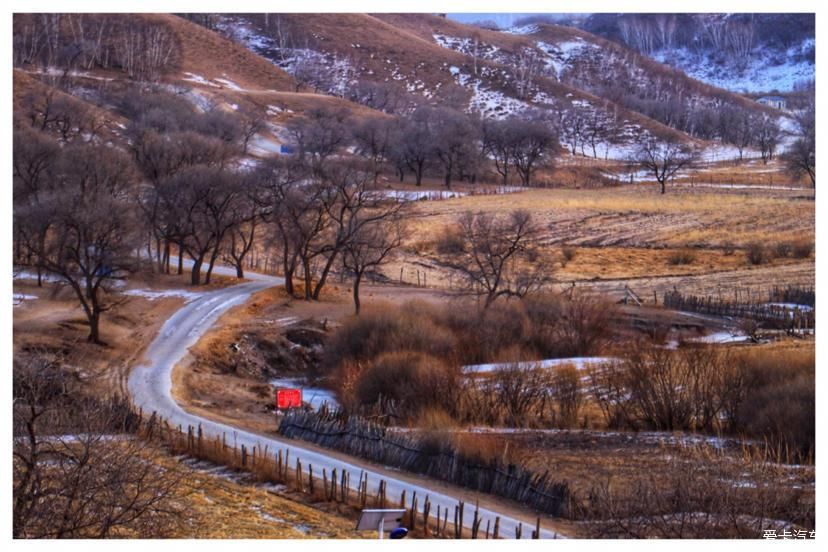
[127,264,564,539]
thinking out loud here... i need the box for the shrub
[745,241,768,265]
[355,351,459,419]
[585,445,813,537]
[774,241,793,258]
[444,300,533,364]
[667,249,696,265]
[733,347,814,461]
[722,241,736,256]
[322,302,456,369]
[589,344,747,433]
[792,239,814,259]
[561,246,577,264]
[524,292,617,358]
[434,228,466,255]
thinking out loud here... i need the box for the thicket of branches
[13,354,193,538]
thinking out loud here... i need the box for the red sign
[277,388,302,410]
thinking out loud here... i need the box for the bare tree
[239,112,266,155]
[482,118,516,185]
[13,128,59,282]
[286,106,350,173]
[784,104,815,187]
[13,355,192,538]
[513,48,542,99]
[429,107,481,188]
[755,115,781,165]
[254,158,310,295]
[391,108,434,186]
[511,119,558,185]
[447,210,549,309]
[351,116,395,184]
[719,107,755,162]
[157,166,242,285]
[17,144,139,343]
[342,214,405,314]
[556,104,587,156]
[632,137,698,194]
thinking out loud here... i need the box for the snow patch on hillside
[504,24,539,35]
[433,34,509,64]
[536,39,599,80]
[652,39,815,93]
[13,293,38,307]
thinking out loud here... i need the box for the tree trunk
[312,251,338,300]
[87,309,101,344]
[660,179,666,194]
[163,240,171,274]
[283,253,294,295]
[177,243,184,275]
[303,258,312,300]
[205,247,221,285]
[190,257,203,286]
[353,272,363,315]
[235,262,244,279]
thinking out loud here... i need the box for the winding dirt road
[127,265,564,539]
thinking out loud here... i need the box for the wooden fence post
[493,516,500,539]
[423,497,431,537]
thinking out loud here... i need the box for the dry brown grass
[172,459,362,538]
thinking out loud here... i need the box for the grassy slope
[268,13,691,143]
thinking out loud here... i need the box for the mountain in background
[580,14,814,94]
[448,13,815,94]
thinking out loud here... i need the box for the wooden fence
[277,409,573,518]
[662,288,815,332]
[132,409,544,539]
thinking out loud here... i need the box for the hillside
[12,13,387,159]
[216,13,698,160]
[215,12,798,162]
[580,13,815,94]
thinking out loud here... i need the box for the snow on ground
[270,377,338,409]
[374,189,468,201]
[536,39,598,80]
[652,40,815,93]
[675,183,808,192]
[214,77,243,91]
[122,288,204,303]
[13,271,60,283]
[463,356,618,374]
[182,72,219,87]
[687,332,751,344]
[452,72,532,120]
[765,303,813,312]
[13,293,38,306]
[248,135,284,157]
[397,426,751,451]
[432,34,508,65]
[275,316,299,326]
[504,24,539,35]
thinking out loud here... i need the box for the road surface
[128,264,563,538]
